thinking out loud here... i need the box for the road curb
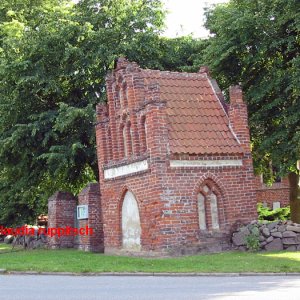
[2,271,300,277]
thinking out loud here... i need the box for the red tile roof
[143,70,243,155]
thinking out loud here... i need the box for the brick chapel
[92,58,257,254]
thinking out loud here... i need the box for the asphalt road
[1,275,300,300]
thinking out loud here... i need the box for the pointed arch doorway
[121,191,141,251]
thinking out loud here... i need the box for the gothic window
[210,192,219,230]
[198,183,220,231]
[197,193,206,230]
[122,122,133,157]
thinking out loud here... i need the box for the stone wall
[12,228,48,249]
[232,220,300,251]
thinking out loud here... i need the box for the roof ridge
[143,68,207,79]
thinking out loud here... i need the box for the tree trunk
[289,172,300,223]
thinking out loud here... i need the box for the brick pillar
[144,85,170,249]
[77,183,104,252]
[48,191,76,249]
[229,85,257,219]
[144,83,169,164]
[228,85,251,153]
[125,64,144,156]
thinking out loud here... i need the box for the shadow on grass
[0,243,24,254]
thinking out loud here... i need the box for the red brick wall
[95,60,257,254]
[96,97,170,252]
[96,156,257,253]
[150,161,257,251]
[256,177,290,208]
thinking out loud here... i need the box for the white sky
[162,0,229,38]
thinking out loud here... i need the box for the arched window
[198,182,221,231]
[197,193,206,230]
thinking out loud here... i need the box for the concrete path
[1,274,300,300]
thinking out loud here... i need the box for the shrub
[257,203,290,221]
[245,225,260,251]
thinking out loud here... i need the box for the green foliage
[0,0,207,226]
[127,35,208,72]
[245,225,260,252]
[202,0,300,176]
[0,0,167,226]
[257,203,291,221]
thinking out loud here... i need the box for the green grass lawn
[0,243,300,273]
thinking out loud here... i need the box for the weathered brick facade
[95,58,258,254]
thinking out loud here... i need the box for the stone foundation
[232,220,300,251]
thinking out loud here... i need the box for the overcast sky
[162,0,229,38]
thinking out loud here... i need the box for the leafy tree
[0,0,206,226]
[203,0,300,221]
[0,0,166,226]
[125,34,208,72]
